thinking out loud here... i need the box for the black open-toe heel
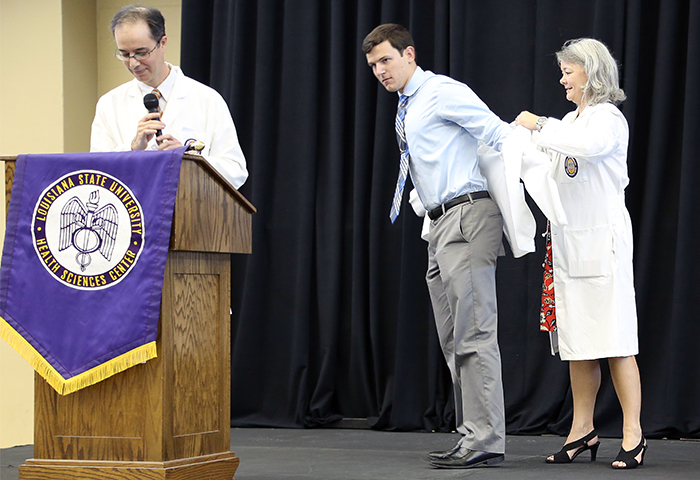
[612,437,647,469]
[546,430,600,464]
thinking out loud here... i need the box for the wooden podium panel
[21,251,236,478]
[0,155,255,480]
[171,156,254,254]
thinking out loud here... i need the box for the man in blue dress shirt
[363,24,513,469]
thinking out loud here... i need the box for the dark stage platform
[2,428,698,479]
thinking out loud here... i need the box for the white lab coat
[90,65,248,189]
[534,103,638,360]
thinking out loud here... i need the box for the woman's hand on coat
[515,111,540,131]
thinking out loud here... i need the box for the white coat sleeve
[535,106,626,164]
[478,134,537,258]
[201,94,248,189]
[90,96,133,153]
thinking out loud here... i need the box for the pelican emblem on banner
[59,191,118,272]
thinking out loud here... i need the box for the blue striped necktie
[389,94,409,223]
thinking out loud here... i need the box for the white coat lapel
[161,68,186,127]
[127,80,150,123]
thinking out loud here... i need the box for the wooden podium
[1,154,255,480]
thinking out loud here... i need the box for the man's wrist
[131,137,146,150]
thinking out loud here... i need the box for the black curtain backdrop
[180,0,700,439]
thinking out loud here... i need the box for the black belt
[427,191,491,220]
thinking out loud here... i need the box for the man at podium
[90,5,248,189]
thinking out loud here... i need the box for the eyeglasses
[114,41,161,62]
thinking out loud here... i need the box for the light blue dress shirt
[401,66,513,211]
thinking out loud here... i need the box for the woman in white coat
[516,38,646,469]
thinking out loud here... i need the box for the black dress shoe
[427,443,461,460]
[429,446,504,469]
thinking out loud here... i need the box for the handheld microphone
[143,93,163,138]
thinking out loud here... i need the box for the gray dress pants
[426,196,506,454]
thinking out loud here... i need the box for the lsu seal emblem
[565,156,579,178]
[32,170,145,290]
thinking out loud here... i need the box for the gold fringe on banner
[0,316,157,395]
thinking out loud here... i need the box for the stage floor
[2,427,698,479]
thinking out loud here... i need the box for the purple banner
[0,148,183,394]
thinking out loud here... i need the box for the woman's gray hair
[556,38,626,106]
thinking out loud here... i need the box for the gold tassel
[1,316,157,395]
